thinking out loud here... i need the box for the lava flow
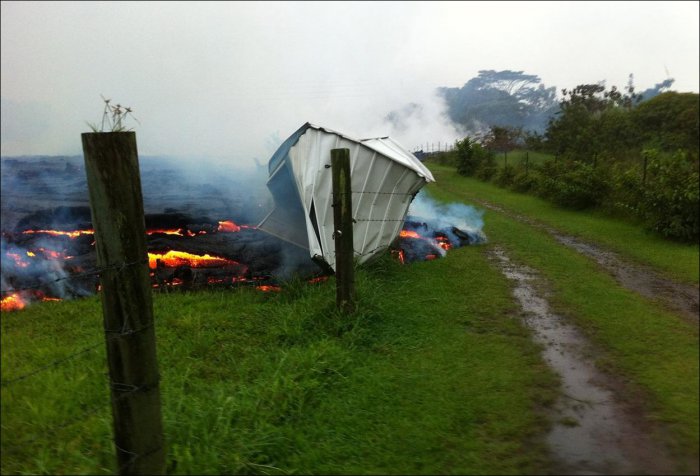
[1,292,26,312]
[22,229,94,239]
[148,250,242,269]
[397,228,450,261]
[2,210,480,312]
[1,290,63,312]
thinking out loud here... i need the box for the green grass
[3,163,697,474]
[425,173,699,467]
[1,249,557,475]
[427,163,699,285]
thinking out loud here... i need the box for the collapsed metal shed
[258,122,435,271]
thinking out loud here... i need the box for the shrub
[510,168,539,193]
[495,165,516,188]
[538,160,609,210]
[455,138,495,178]
[604,163,645,219]
[475,149,497,180]
[639,150,699,241]
[455,137,478,176]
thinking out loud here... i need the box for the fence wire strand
[4,373,159,456]
[2,201,419,472]
[0,343,102,387]
[2,316,158,388]
[1,258,148,296]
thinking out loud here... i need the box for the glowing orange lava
[147,228,196,237]
[22,229,94,239]
[6,252,30,268]
[1,293,26,312]
[32,248,74,260]
[256,285,281,292]
[435,236,452,251]
[390,249,406,265]
[41,297,62,302]
[399,230,421,239]
[148,250,240,269]
[217,220,241,233]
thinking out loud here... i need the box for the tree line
[432,83,699,242]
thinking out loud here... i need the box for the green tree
[455,137,478,176]
[455,137,494,177]
[545,81,642,162]
[632,92,700,154]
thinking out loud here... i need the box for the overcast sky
[2,1,698,165]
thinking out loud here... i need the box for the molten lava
[435,235,452,251]
[397,228,453,262]
[5,213,470,312]
[217,220,241,233]
[32,248,74,260]
[256,285,281,292]
[399,230,421,239]
[147,228,197,237]
[1,293,26,312]
[7,252,30,268]
[148,250,241,269]
[23,229,94,239]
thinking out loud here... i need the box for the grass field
[1,162,698,474]
[1,250,557,474]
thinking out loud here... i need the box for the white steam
[407,191,487,243]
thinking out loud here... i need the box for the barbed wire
[2,317,163,471]
[3,370,162,473]
[0,343,102,387]
[2,321,160,388]
[353,244,390,258]
[354,218,406,223]
[1,258,148,296]
[348,191,414,196]
[1,211,417,473]
[116,442,165,474]
[331,190,413,196]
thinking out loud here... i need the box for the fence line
[3,367,163,474]
[1,251,164,472]
[3,198,428,472]
[0,343,102,387]
[1,259,147,296]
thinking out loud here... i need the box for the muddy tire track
[489,247,681,475]
[473,197,699,324]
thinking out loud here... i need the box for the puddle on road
[490,247,676,475]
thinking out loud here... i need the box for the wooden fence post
[331,148,355,314]
[81,132,165,475]
[525,151,530,176]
